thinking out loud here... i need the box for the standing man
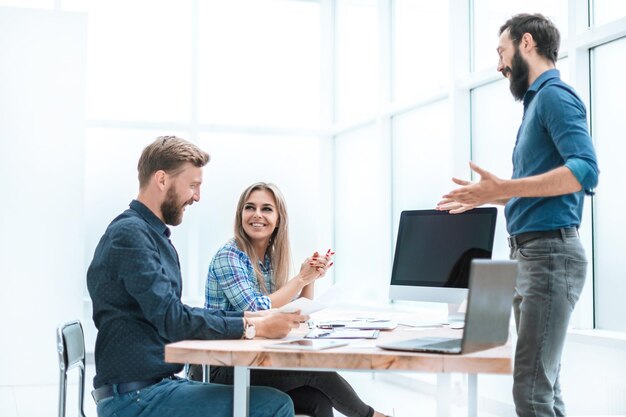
[88,135,305,417]
[437,14,598,417]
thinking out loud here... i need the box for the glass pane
[0,0,52,8]
[195,133,333,298]
[594,0,626,26]
[197,0,320,128]
[391,100,451,237]
[554,61,594,329]
[393,0,449,103]
[470,79,521,260]
[592,37,626,331]
[336,0,378,122]
[473,0,568,73]
[334,125,391,301]
[557,57,569,84]
[81,0,192,122]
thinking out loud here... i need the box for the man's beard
[503,46,530,101]
[161,186,187,226]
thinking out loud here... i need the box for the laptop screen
[390,208,497,289]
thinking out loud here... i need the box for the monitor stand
[444,302,466,328]
[397,302,466,328]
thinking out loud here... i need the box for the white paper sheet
[277,296,327,315]
[277,285,344,315]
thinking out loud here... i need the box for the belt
[92,377,170,404]
[507,227,578,249]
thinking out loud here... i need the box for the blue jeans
[95,377,294,417]
[510,233,587,417]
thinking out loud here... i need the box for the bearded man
[437,14,599,417]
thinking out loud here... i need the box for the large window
[591,36,626,331]
[80,1,192,123]
[64,0,326,307]
[197,0,321,128]
[4,0,623,333]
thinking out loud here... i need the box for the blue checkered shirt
[205,239,274,311]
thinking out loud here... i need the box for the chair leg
[58,370,67,417]
[79,365,87,417]
[202,364,209,383]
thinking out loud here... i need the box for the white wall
[0,6,86,390]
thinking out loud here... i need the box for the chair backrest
[57,320,87,417]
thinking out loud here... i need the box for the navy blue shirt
[504,69,599,235]
[87,200,244,388]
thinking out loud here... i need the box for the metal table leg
[233,366,250,417]
[437,373,451,417]
[467,374,477,417]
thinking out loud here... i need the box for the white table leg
[233,366,250,417]
[467,374,477,417]
[437,373,451,417]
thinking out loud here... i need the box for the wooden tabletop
[165,308,513,375]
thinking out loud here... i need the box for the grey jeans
[510,232,587,417]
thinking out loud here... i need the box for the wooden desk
[165,310,512,417]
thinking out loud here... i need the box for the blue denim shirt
[504,69,599,235]
[87,200,244,388]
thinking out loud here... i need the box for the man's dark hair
[499,13,561,63]
[137,135,210,188]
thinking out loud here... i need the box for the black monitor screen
[390,208,497,289]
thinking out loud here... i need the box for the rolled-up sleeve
[565,157,599,194]
[539,86,599,195]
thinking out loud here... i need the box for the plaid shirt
[205,239,274,311]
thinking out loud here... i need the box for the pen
[317,324,345,329]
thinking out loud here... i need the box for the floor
[339,372,504,417]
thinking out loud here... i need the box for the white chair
[57,320,87,417]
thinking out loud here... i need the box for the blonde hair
[234,182,291,293]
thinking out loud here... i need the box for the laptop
[377,259,517,354]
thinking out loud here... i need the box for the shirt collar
[129,199,171,238]
[523,68,560,104]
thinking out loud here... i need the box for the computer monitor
[389,208,497,307]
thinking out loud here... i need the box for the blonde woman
[204,182,389,417]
